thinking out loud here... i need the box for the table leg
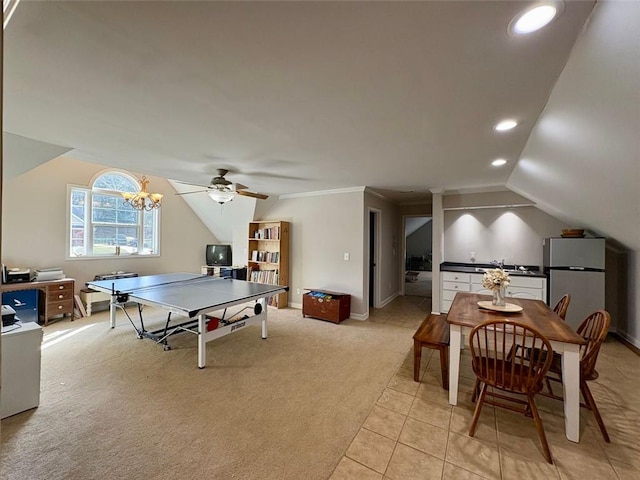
[109,295,117,328]
[198,314,206,369]
[561,344,581,442]
[448,324,461,405]
[260,299,267,339]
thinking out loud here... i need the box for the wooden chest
[302,289,351,324]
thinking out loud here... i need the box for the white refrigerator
[543,237,606,331]
[1,321,43,419]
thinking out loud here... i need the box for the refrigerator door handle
[569,266,585,270]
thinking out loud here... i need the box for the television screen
[206,244,232,266]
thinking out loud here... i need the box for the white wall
[265,190,369,316]
[444,206,570,267]
[508,2,640,345]
[1,156,217,293]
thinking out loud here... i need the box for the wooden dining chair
[552,294,571,320]
[508,293,571,363]
[469,319,555,463]
[543,310,611,442]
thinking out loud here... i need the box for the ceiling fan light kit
[208,190,235,205]
[175,168,269,203]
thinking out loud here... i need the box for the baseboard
[379,292,398,308]
[610,331,640,356]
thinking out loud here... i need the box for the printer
[2,304,17,327]
[5,268,31,284]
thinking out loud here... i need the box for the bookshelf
[247,220,290,309]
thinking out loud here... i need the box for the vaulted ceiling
[4,1,595,205]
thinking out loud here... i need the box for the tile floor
[330,295,640,480]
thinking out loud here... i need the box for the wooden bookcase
[247,220,289,309]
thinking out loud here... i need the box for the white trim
[379,292,398,308]
[617,330,640,350]
[443,203,534,211]
[279,186,365,199]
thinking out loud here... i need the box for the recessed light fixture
[510,2,561,35]
[492,159,508,167]
[494,119,518,132]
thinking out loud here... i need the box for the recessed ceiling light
[494,119,518,132]
[510,2,560,35]
[492,159,508,167]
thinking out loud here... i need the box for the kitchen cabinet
[441,271,546,313]
[440,272,471,313]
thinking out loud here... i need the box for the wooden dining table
[446,292,586,442]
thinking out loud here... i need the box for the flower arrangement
[482,268,511,291]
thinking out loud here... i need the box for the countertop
[440,262,546,278]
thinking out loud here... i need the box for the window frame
[66,170,161,260]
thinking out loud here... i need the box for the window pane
[70,189,87,257]
[69,171,160,258]
[94,173,138,193]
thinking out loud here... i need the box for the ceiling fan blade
[233,183,249,191]
[173,180,211,189]
[237,190,269,200]
[174,189,211,196]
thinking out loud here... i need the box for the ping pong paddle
[207,317,219,331]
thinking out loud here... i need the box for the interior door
[369,211,376,307]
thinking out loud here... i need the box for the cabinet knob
[59,294,64,299]
[58,305,63,310]
[58,285,64,290]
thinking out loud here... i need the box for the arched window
[68,171,160,258]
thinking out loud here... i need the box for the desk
[1,278,75,326]
[446,292,586,442]
[86,273,287,368]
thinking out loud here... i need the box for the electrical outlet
[296,288,300,295]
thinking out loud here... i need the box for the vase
[492,286,506,307]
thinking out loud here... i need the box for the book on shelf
[253,226,281,240]
[250,250,280,263]
[249,268,278,285]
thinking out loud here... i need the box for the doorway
[403,216,432,300]
[369,209,380,308]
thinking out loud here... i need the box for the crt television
[205,244,232,266]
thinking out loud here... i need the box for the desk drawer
[47,289,73,303]
[49,281,74,294]
[48,299,74,315]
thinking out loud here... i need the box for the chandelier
[208,189,235,205]
[122,176,163,211]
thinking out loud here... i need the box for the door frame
[368,208,382,309]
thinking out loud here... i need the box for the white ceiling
[3,1,596,204]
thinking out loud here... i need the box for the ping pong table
[86,273,288,368]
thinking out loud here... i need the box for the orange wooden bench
[413,314,450,390]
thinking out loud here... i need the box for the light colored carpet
[1,303,417,479]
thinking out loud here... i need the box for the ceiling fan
[175,169,269,204]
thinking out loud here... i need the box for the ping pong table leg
[259,299,267,339]
[110,295,118,328]
[198,314,207,369]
